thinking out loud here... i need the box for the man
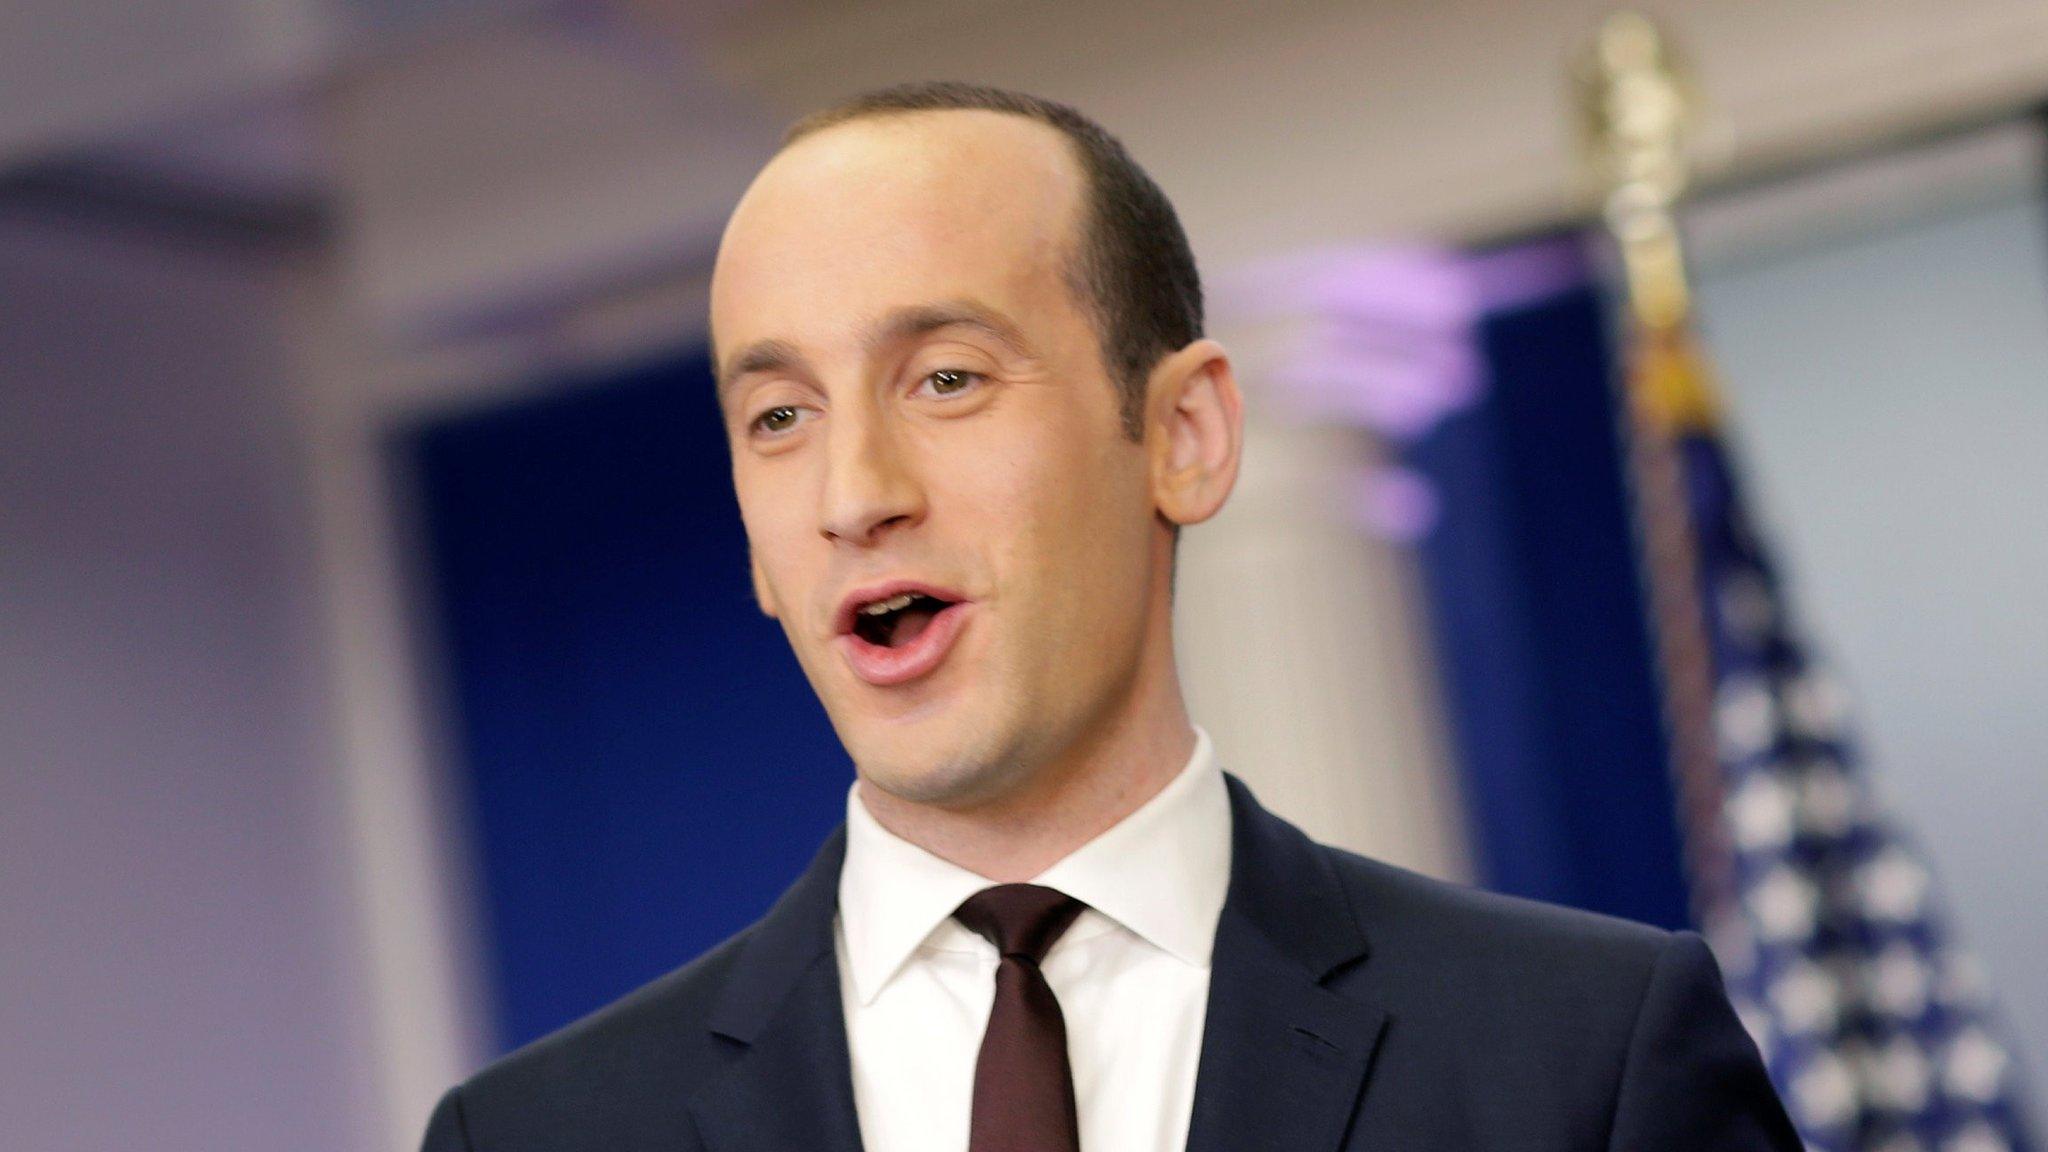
[421,83,1800,1152]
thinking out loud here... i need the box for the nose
[818,404,925,546]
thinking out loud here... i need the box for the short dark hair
[785,82,1204,440]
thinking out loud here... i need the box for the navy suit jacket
[422,775,1801,1151]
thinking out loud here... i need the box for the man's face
[710,111,1169,808]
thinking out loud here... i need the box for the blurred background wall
[4,2,2046,1149]
[0,218,376,1148]
[1684,123,2048,1097]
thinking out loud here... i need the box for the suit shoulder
[1308,842,1699,1091]
[1317,842,1675,983]
[454,924,752,1116]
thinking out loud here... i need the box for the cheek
[935,406,1152,603]
[733,462,814,606]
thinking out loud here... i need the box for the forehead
[710,111,1089,357]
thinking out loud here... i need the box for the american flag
[1626,328,2036,1152]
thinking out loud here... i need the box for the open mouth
[851,590,957,649]
[836,583,972,687]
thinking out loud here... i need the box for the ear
[1147,338,1244,527]
[748,547,782,618]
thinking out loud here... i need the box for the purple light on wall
[1216,238,1591,540]
[1350,462,1443,542]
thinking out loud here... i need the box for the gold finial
[1574,11,1699,331]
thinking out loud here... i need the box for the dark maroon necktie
[952,884,1087,1152]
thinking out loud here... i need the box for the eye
[749,404,805,435]
[917,368,985,398]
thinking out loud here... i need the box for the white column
[1178,294,1472,882]
[279,265,498,1152]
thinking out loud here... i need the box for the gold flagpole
[1574,12,1736,926]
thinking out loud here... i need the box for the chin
[842,709,1030,810]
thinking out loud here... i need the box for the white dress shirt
[834,728,1232,1152]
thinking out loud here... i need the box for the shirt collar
[836,727,1231,1006]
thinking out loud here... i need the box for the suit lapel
[688,827,866,1152]
[684,776,1389,1152]
[1184,777,1390,1152]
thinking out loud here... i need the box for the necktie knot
[953,883,1085,964]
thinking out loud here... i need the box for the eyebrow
[715,299,1031,397]
[867,300,1031,360]
[716,338,804,398]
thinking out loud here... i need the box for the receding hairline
[777,104,1096,243]
[783,101,1082,151]
[733,82,1202,442]
[714,106,1099,372]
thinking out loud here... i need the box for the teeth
[860,592,917,617]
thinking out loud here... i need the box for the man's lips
[833,580,973,688]
[832,580,969,636]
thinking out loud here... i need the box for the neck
[856,667,1197,883]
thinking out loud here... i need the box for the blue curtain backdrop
[1405,279,1695,931]
[405,349,850,1052]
